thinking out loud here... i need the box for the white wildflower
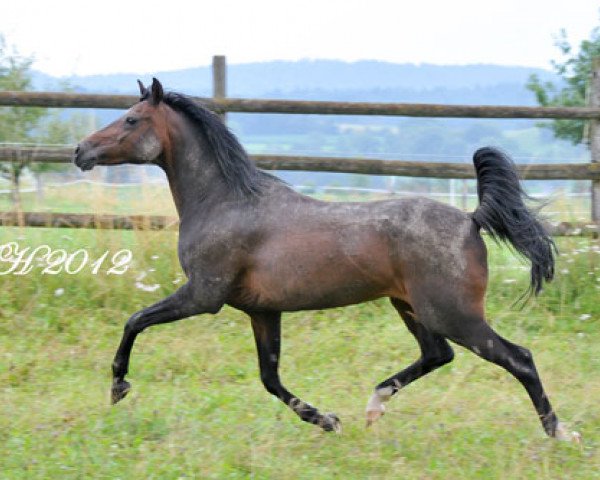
[54,288,65,297]
[135,282,160,292]
[151,255,160,260]
[579,314,591,321]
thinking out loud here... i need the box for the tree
[0,36,91,206]
[527,26,600,144]
[0,35,48,207]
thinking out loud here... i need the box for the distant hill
[30,59,560,132]
[32,60,557,101]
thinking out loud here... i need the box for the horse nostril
[74,145,80,155]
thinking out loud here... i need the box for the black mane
[162,92,272,197]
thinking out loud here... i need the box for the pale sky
[1,0,598,77]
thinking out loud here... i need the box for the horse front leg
[111,282,221,404]
[249,311,341,433]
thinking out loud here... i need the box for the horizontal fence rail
[0,212,178,230]
[2,91,600,119]
[1,145,600,180]
[252,154,600,180]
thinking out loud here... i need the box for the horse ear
[137,79,148,100]
[150,77,164,105]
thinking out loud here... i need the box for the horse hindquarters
[368,221,569,439]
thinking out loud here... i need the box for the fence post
[212,55,227,122]
[589,57,600,222]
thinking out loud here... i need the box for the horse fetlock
[111,360,127,378]
[289,397,315,416]
[290,399,320,424]
[289,397,340,433]
[111,379,131,405]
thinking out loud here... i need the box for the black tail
[472,147,555,296]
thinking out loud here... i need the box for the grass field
[1,221,599,478]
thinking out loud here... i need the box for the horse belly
[236,232,398,311]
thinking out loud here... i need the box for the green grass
[1,227,599,479]
[0,182,178,216]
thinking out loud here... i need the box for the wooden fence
[1,55,600,232]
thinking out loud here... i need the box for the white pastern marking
[365,386,394,426]
[555,422,582,443]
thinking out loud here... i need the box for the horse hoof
[366,408,385,427]
[320,413,342,434]
[365,391,386,427]
[555,422,582,444]
[111,380,131,405]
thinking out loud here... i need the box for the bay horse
[74,78,578,441]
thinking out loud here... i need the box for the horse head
[74,78,167,170]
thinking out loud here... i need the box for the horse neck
[160,116,233,220]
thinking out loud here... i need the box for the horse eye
[125,116,138,125]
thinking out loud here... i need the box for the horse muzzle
[73,142,99,171]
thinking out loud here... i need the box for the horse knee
[125,312,145,334]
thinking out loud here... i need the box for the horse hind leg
[412,293,580,442]
[366,298,455,425]
[450,321,579,441]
